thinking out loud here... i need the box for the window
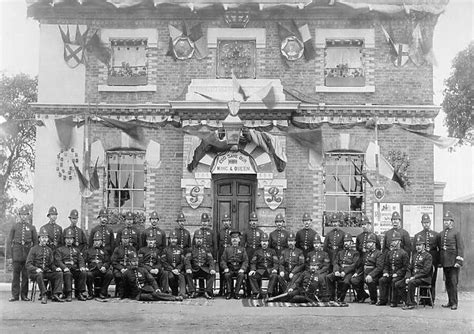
[107,39,147,86]
[324,152,365,230]
[106,151,145,213]
[324,39,365,87]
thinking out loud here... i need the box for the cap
[19,206,30,215]
[313,234,322,243]
[261,233,269,242]
[443,211,454,221]
[47,206,58,217]
[64,229,75,239]
[391,231,402,241]
[194,229,204,239]
[309,256,319,266]
[146,230,158,241]
[230,230,241,238]
[149,211,159,220]
[93,231,103,240]
[128,251,138,261]
[391,211,401,220]
[421,213,431,223]
[69,209,79,219]
[97,208,108,218]
[176,212,186,222]
[124,211,134,220]
[360,214,371,225]
[302,213,312,221]
[39,227,49,237]
[222,213,231,222]
[249,212,258,221]
[288,232,296,241]
[121,229,130,238]
[343,233,353,242]
[169,230,178,239]
[367,233,377,243]
[201,213,210,222]
[415,235,425,245]
[275,213,285,222]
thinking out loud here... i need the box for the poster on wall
[373,202,400,236]
[402,204,434,236]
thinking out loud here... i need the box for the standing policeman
[88,208,115,256]
[383,211,411,255]
[7,205,37,301]
[270,213,289,257]
[174,212,191,254]
[323,212,345,272]
[217,213,233,295]
[295,213,318,258]
[41,206,63,251]
[439,211,464,310]
[63,209,88,254]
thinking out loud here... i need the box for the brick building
[27,0,448,239]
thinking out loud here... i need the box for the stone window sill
[98,85,157,92]
[315,86,375,93]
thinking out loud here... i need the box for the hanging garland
[56,148,79,181]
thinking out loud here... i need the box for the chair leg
[30,280,37,302]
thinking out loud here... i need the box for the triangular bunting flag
[89,157,100,191]
[55,116,75,149]
[297,23,316,61]
[401,127,459,148]
[86,31,111,65]
[189,23,209,59]
[100,117,145,143]
[232,71,249,101]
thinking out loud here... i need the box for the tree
[442,42,474,144]
[0,73,37,219]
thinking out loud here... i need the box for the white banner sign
[373,202,400,236]
[402,204,435,236]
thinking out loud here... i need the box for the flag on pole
[86,31,111,65]
[89,157,100,191]
[232,71,249,101]
[365,141,406,190]
[409,23,425,66]
[400,127,459,148]
[188,22,209,59]
[297,23,316,60]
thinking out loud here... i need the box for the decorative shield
[281,36,304,61]
[264,186,284,210]
[374,186,385,201]
[392,43,409,67]
[173,36,195,60]
[185,185,204,209]
[59,25,88,69]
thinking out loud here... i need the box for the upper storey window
[107,38,148,86]
[324,39,365,87]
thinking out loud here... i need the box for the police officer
[351,233,384,304]
[270,213,289,257]
[41,206,63,251]
[63,209,88,254]
[88,208,115,256]
[355,214,381,256]
[218,213,233,295]
[84,231,113,299]
[138,229,170,294]
[414,213,439,304]
[7,206,37,302]
[161,231,187,298]
[278,232,305,292]
[193,212,217,258]
[185,230,216,299]
[295,213,318,258]
[323,212,345,271]
[122,254,183,302]
[220,230,248,299]
[377,231,409,307]
[111,229,137,298]
[327,233,359,303]
[173,212,191,254]
[116,211,140,251]
[243,212,264,264]
[439,211,464,310]
[26,227,64,304]
[249,233,279,299]
[383,211,411,255]
[141,211,167,252]
[401,235,433,310]
[55,229,88,301]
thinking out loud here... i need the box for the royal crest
[264,186,284,210]
[185,185,204,209]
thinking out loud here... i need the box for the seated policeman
[220,230,248,300]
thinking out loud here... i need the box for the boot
[65,293,72,302]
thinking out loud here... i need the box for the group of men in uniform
[7,205,464,310]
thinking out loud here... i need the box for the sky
[0,0,473,204]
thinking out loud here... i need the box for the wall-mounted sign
[211,151,256,174]
[264,186,284,210]
[374,186,385,201]
[185,185,204,209]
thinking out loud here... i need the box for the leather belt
[364,265,375,269]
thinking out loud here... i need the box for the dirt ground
[0,291,473,333]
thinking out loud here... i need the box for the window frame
[107,38,148,86]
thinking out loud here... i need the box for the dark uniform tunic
[278,247,305,291]
[83,245,113,297]
[383,228,411,254]
[439,228,464,307]
[295,228,318,257]
[117,226,141,251]
[7,222,37,299]
[243,227,264,262]
[414,229,439,301]
[138,246,169,293]
[174,227,191,254]
[41,222,63,251]
[287,269,327,303]
[122,266,179,301]
[351,248,384,303]
[327,248,359,302]
[185,245,216,294]
[111,244,136,298]
[379,248,409,304]
[220,245,249,295]
[193,227,217,258]
[249,248,279,295]
[399,249,432,306]
[355,231,381,255]
[141,226,167,251]
[88,224,115,255]
[269,229,289,257]
[55,244,87,295]
[323,228,344,269]
[63,226,88,253]
[161,245,186,296]
[26,245,63,296]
